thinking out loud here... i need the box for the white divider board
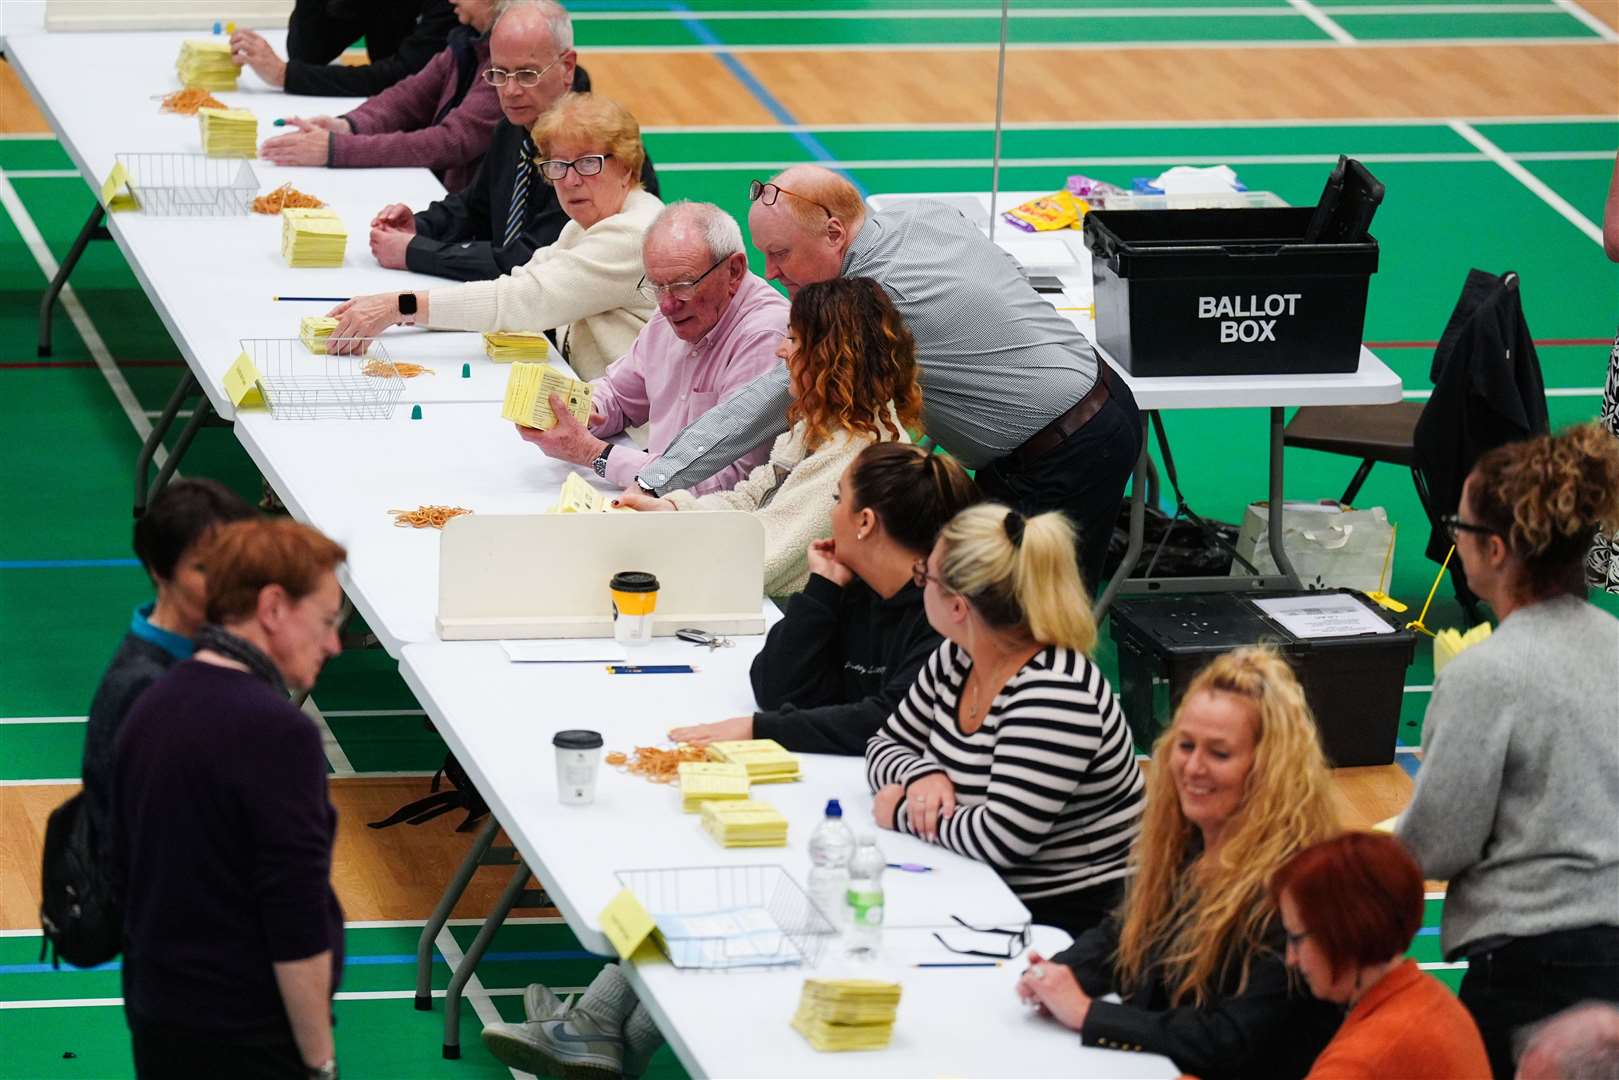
[46,0,293,32]
[437,511,768,640]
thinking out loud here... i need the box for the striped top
[865,642,1145,901]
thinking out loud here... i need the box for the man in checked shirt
[630,163,1141,593]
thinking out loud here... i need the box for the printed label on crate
[1196,292,1303,344]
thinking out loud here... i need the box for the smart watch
[397,293,418,325]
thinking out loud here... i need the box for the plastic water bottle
[807,799,855,929]
[845,833,886,959]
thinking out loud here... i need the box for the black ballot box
[1108,590,1416,767]
[1083,206,1379,378]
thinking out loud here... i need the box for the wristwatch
[592,444,612,478]
[396,292,418,326]
[305,1059,338,1080]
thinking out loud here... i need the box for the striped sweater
[865,642,1145,901]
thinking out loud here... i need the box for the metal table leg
[443,861,532,1060]
[1093,411,1152,618]
[415,816,501,1011]
[1267,407,1302,586]
[134,370,196,516]
[38,203,109,358]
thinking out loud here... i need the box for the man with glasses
[367,0,659,281]
[637,163,1142,592]
[516,201,785,496]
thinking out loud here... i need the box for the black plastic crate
[1083,206,1379,377]
[1108,590,1415,767]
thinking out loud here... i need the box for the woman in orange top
[1273,832,1490,1079]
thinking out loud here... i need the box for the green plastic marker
[461,362,471,378]
[410,404,422,420]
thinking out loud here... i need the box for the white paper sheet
[501,640,629,663]
[1251,593,1394,639]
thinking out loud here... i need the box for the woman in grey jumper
[1397,422,1619,1080]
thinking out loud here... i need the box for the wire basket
[615,865,836,971]
[116,152,257,216]
[240,338,405,421]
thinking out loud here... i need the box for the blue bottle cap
[825,799,842,818]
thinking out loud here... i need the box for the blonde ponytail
[936,504,1098,654]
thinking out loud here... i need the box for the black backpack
[367,753,489,833]
[39,792,122,969]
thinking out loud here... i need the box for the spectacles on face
[911,558,948,592]
[748,179,833,219]
[1441,513,1500,543]
[537,154,613,182]
[482,57,564,88]
[637,254,730,304]
[932,916,1031,960]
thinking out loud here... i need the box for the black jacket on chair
[1412,269,1548,596]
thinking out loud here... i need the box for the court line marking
[323,708,429,718]
[1550,0,1619,40]
[587,36,1610,51]
[1289,0,1358,43]
[1449,120,1606,245]
[571,3,1570,17]
[652,150,1614,170]
[1406,386,1604,398]
[0,170,155,451]
[303,696,355,774]
[3,169,80,178]
[641,114,1619,132]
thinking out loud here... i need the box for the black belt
[1007,367,1113,466]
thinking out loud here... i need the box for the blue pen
[887,862,933,873]
[606,664,696,675]
[915,961,999,968]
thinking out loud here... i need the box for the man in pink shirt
[519,201,787,496]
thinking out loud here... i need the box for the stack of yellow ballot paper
[707,739,801,784]
[1433,622,1492,676]
[678,762,751,813]
[546,472,631,514]
[198,107,257,158]
[500,361,592,430]
[299,316,339,353]
[791,979,902,1052]
[700,799,788,848]
[281,207,347,268]
[483,331,549,363]
[176,40,239,91]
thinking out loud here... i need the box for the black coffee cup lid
[553,729,604,750]
[609,571,659,593]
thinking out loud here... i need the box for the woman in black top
[1015,647,1343,1080]
[668,442,979,754]
[115,519,348,1080]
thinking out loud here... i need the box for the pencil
[915,961,1001,968]
[273,296,350,302]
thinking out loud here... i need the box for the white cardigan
[665,406,911,597]
[424,188,662,381]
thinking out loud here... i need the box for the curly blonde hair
[531,93,645,186]
[785,277,922,451]
[1470,423,1619,596]
[1114,647,1338,1007]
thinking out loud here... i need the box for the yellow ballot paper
[500,361,593,430]
[791,979,902,1052]
[1433,623,1492,676]
[598,888,658,961]
[700,799,788,848]
[98,162,138,212]
[299,316,339,353]
[222,351,265,409]
[706,739,801,783]
[198,107,258,158]
[678,761,751,813]
[484,330,550,363]
[546,472,631,515]
[281,207,347,268]
[176,39,240,91]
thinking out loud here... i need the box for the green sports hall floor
[2,3,1617,1077]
